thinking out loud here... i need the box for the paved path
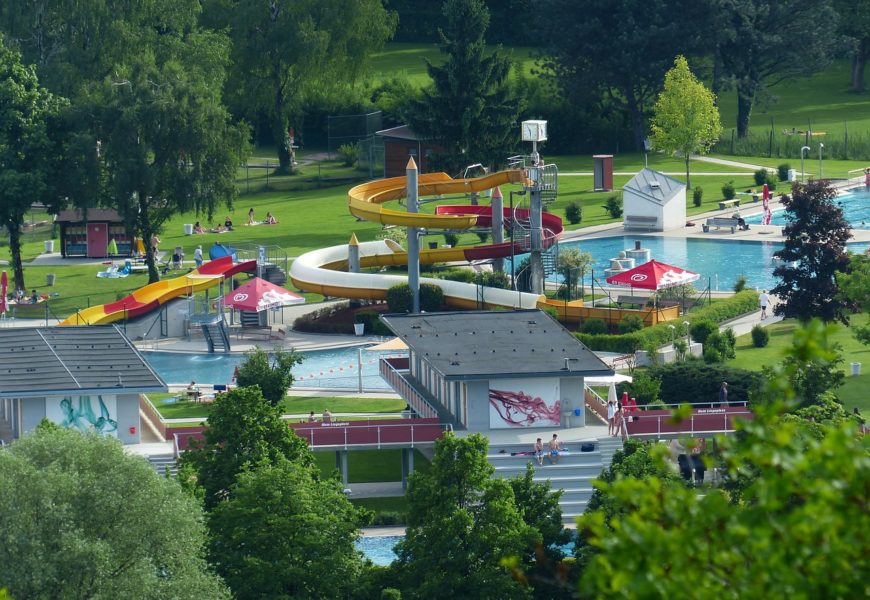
[693,156,773,171]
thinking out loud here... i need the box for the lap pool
[743,187,870,229]
[556,235,869,292]
[142,347,403,389]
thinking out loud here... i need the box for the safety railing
[380,357,439,419]
[291,419,447,449]
[625,407,753,439]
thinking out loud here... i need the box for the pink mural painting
[489,388,561,428]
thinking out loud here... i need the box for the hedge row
[575,290,759,353]
[293,302,354,334]
[648,363,765,406]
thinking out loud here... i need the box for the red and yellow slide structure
[290,170,564,309]
[59,256,256,326]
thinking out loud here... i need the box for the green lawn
[350,495,409,515]
[727,314,870,414]
[314,448,431,483]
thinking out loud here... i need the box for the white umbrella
[607,381,618,405]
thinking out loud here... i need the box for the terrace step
[147,453,178,478]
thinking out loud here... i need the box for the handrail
[292,421,449,450]
[380,358,439,419]
[626,409,753,438]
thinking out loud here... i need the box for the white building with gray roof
[622,167,687,231]
[0,326,167,444]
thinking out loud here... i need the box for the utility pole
[406,157,420,313]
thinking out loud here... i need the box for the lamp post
[683,321,691,346]
[668,324,676,345]
[818,143,825,179]
[800,146,810,182]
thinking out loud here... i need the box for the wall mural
[489,378,560,429]
[46,395,118,437]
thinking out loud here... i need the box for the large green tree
[204,0,396,173]
[179,386,312,509]
[538,0,711,150]
[771,180,852,323]
[406,0,522,172]
[396,432,536,600]
[208,458,369,599]
[0,427,229,598]
[555,247,592,300]
[833,0,870,92]
[235,346,302,406]
[0,36,65,292]
[836,252,870,346]
[650,55,722,190]
[716,0,839,137]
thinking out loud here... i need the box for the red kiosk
[55,208,132,258]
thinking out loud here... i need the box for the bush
[733,275,747,292]
[294,302,354,334]
[370,511,406,526]
[604,195,623,218]
[753,168,768,186]
[721,181,736,200]
[649,362,764,405]
[419,283,445,311]
[443,233,459,247]
[765,172,777,190]
[777,163,791,182]
[387,283,445,313]
[479,271,510,289]
[565,201,582,224]
[436,268,476,283]
[689,320,718,345]
[541,305,560,320]
[703,345,722,363]
[751,324,770,347]
[618,315,644,334]
[582,318,607,334]
[616,371,661,406]
[338,142,358,167]
[354,310,392,336]
[476,232,489,243]
[693,186,703,207]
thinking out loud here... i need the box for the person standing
[150,234,161,255]
[607,398,617,436]
[759,289,770,319]
[194,245,203,268]
[719,381,729,406]
[247,207,255,225]
[322,408,332,424]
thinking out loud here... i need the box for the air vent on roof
[450,361,460,366]
[650,180,661,189]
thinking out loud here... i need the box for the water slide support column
[406,158,420,313]
[529,165,544,295]
[491,186,504,273]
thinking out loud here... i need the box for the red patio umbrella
[605,259,700,291]
[222,277,305,312]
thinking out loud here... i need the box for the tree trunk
[273,71,292,174]
[685,154,691,192]
[139,193,160,283]
[850,40,868,92]
[625,93,646,151]
[736,79,757,138]
[6,217,26,293]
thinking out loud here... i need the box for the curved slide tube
[60,256,257,326]
[291,170,563,309]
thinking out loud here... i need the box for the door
[87,223,109,258]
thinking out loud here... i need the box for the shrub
[476,232,489,243]
[443,232,459,247]
[721,181,736,200]
[436,268,476,284]
[618,315,644,334]
[693,186,703,207]
[294,302,354,334]
[753,168,768,186]
[689,320,718,345]
[338,142,358,167]
[673,339,688,362]
[733,275,747,292]
[479,271,510,289]
[765,172,777,190]
[370,511,406,526]
[649,363,764,405]
[541,305,560,320]
[777,163,791,182]
[354,310,391,336]
[582,318,607,334]
[604,196,623,218]
[565,201,582,224]
[751,324,770,347]
[616,371,661,406]
[386,284,412,313]
[703,344,721,363]
[419,283,445,311]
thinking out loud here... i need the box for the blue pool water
[744,187,870,229]
[142,346,404,389]
[555,235,869,292]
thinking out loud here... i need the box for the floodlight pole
[818,143,825,179]
[406,157,420,313]
[800,146,810,182]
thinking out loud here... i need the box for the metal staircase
[191,313,230,353]
[541,244,559,276]
[261,263,288,286]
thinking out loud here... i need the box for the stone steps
[147,453,178,478]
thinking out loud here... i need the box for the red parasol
[222,277,304,312]
[0,271,7,314]
[605,260,700,291]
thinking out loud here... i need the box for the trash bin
[46,273,56,286]
[787,169,797,182]
[353,323,365,336]
[44,240,54,253]
[428,242,438,249]
[851,362,861,376]
[183,223,194,235]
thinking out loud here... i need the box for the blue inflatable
[209,242,237,262]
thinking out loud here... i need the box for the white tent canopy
[584,374,633,385]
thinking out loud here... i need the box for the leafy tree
[235,346,302,406]
[556,247,592,300]
[649,55,722,190]
[0,36,65,292]
[836,252,870,345]
[716,0,839,137]
[92,20,248,282]
[577,322,869,598]
[0,428,229,599]
[405,0,522,172]
[396,432,535,600]
[179,386,312,509]
[208,458,369,600]
[539,0,711,149]
[833,0,870,91]
[771,181,852,323]
[205,0,396,173]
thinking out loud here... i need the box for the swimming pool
[555,235,869,291]
[743,187,870,229]
[142,346,404,389]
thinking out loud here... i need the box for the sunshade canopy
[605,259,700,291]
[365,337,408,351]
[223,277,304,312]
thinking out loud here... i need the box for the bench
[702,217,749,234]
[718,198,740,210]
[623,215,658,231]
[616,295,651,307]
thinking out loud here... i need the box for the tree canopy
[771,180,852,323]
[235,346,302,406]
[0,427,229,599]
[650,55,722,189]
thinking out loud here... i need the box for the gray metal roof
[380,310,614,381]
[623,168,685,203]
[0,326,166,397]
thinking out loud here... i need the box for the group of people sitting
[307,409,333,423]
[193,216,236,234]
[533,434,564,466]
[246,208,278,226]
[6,288,41,304]
[607,392,640,437]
